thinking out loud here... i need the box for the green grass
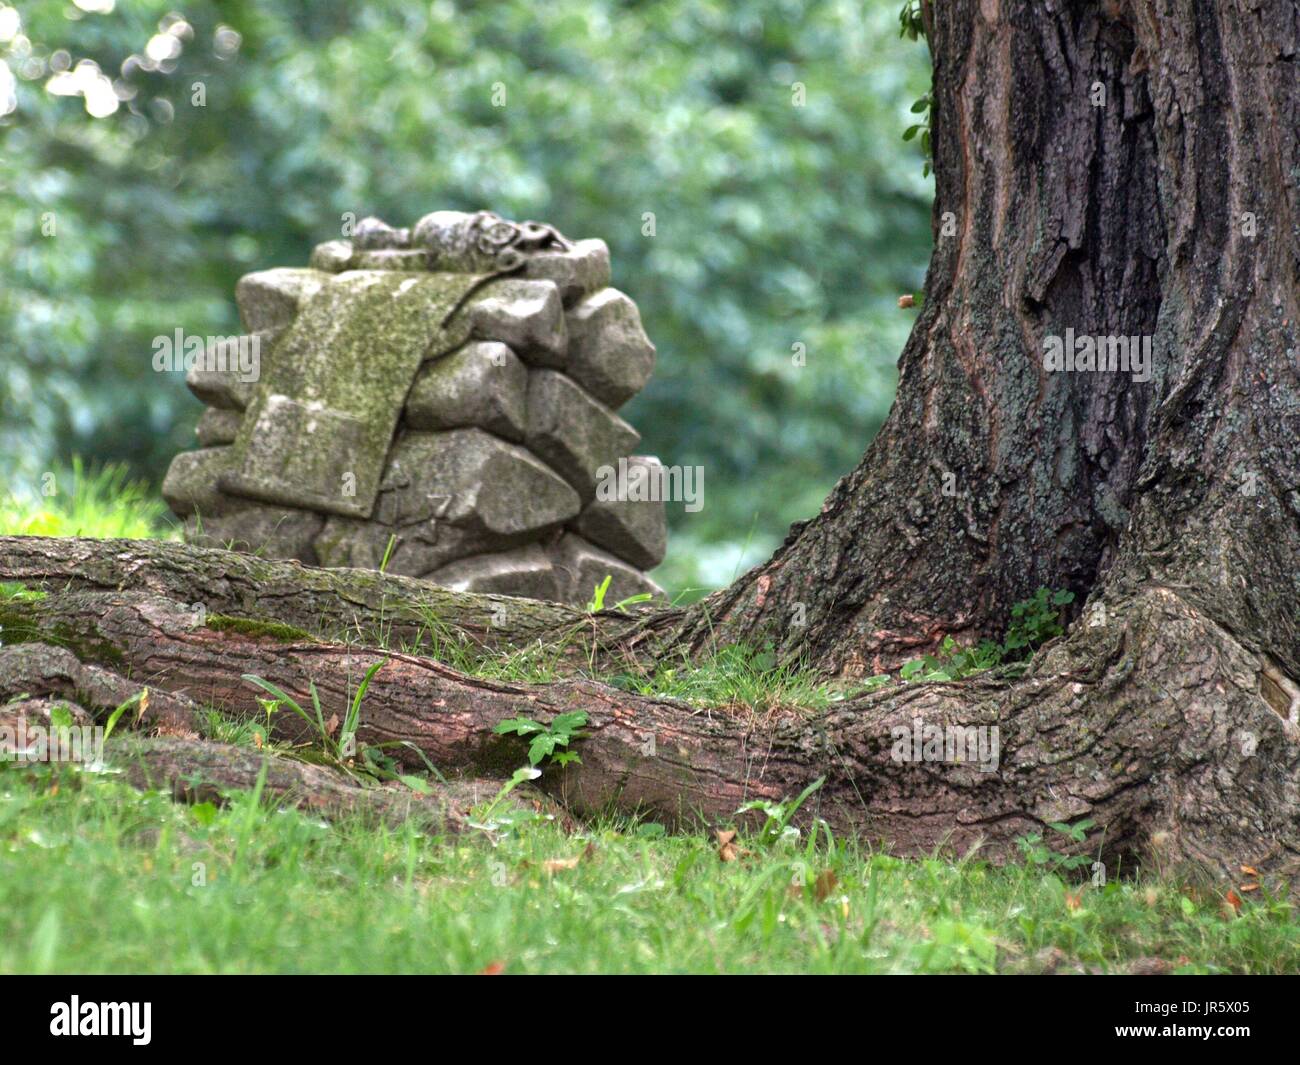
[1,759,1296,975]
[1,582,47,603]
[401,609,580,685]
[0,458,177,539]
[607,643,867,715]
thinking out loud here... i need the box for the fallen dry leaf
[716,829,742,862]
[325,713,340,737]
[814,870,839,902]
[541,855,582,873]
[1223,889,1243,915]
[1240,865,1258,876]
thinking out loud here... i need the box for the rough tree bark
[0,535,631,652]
[667,0,1298,681]
[1,0,1296,890]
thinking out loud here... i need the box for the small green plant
[902,93,933,178]
[586,575,653,614]
[1002,586,1074,655]
[470,765,544,830]
[493,711,587,767]
[898,1,932,176]
[241,662,443,791]
[1016,819,1097,874]
[0,583,45,603]
[736,776,825,847]
[378,534,397,575]
[898,0,925,40]
[899,635,1002,682]
[587,575,613,613]
[614,591,654,609]
[200,704,285,749]
[899,587,1076,682]
[243,663,380,763]
[101,691,143,743]
[47,704,74,738]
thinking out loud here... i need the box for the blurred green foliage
[0,0,932,595]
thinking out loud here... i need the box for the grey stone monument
[162,210,666,607]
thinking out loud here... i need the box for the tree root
[2,565,1295,895]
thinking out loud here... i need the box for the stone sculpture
[162,210,666,607]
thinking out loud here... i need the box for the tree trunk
[669,0,1299,683]
[2,0,1295,890]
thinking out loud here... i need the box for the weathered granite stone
[311,515,495,577]
[526,370,640,501]
[235,268,329,333]
[378,429,579,540]
[467,279,567,367]
[412,211,493,272]
[311,429,578,575]
[352,216,409,250]
[425,545,560,600]
[565,287,656,408]
[195,407,243,447]
[405,341,528,442]
[309,240,354,273]
[413,210,571,275]
[169,210,664,604]
[188,504,324,563]
[220,270,485,519]
[573,456,668,569]
[349,250,431,271]
[551,533,664,606]
[226,394,370,515]
[185,331,277,410]
[162,447,239,518]
[522,238,610,306]
[165,449,321,560]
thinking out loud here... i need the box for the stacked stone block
[162,210,666,607]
